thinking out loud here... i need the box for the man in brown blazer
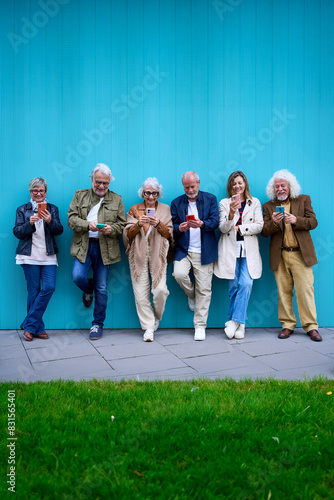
[262,169,322,341]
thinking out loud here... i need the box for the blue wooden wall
[1,0,334,330]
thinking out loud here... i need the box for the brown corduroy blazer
[262,195,318,271]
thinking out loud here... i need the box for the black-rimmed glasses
[31,189,46,194]
[143,191,159,197]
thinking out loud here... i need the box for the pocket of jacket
[104,207,118,223]
[78,205,88,219]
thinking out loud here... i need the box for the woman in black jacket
[13,177,63,341]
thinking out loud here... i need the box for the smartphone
[38,202,47,218]
[276,206,285,218]
[96,223,106,229]
[231,193,241,208]
[186,214,196,221]
[146,208,155,217]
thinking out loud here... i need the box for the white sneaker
[188,297,196,311]
[234,324,245,339]
[224,320,239,339]
[194,327,206,341]
[143,330,154,342]
[153,316,160,332]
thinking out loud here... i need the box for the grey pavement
[1,327,334,383]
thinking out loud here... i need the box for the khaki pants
[173,252,213,328]
[130,244,169,331]
[274,250,318,332]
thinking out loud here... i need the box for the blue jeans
[21,264,57,335]
[71,241,109,327]
[228,257,253,325]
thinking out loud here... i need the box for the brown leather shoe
[307,329,322,342]
[36,333,49,339]
[278,328,294,339]
[23,330,33,341]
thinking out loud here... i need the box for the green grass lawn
[1,378,333,499]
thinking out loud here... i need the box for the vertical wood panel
[316,0,334,321]
[191,0,208,171]
[175,0,192,181]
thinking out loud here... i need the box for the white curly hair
[138,177,163,198]
[266,169,301,201]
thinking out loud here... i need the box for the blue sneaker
[89,325,103,340]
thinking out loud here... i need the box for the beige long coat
[213,197,263,280]
[123,202,173,289]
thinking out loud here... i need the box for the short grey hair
[29,177,47,192]
[138,177,163,198]
[90,163,115,182]
[266,169,301,201]
[181,171,200,183]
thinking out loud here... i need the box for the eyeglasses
[94,179,110,187]
[143,191,159,197]
[31,189,46,194]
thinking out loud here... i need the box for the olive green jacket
[68,188,126,265]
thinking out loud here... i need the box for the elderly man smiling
[262,169,322,342]
[171,171,219,341]
[68,163,126,340]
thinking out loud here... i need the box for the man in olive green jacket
[68,163,126,340]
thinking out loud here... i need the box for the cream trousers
[274,249,318,332]
[130,243,169,331]
[173,252,213,328]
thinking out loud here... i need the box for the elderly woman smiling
[13,177,63,341]
[123,177,173,342]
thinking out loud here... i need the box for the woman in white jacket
[214,171,263,339]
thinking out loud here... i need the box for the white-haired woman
[14,177,63,341]
[123,178,173,341]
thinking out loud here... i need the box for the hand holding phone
[275,206,285,218]
[231,194,241,208]
[96,223,106,229]
[38,202,47,218]
[146,208,155,217]
[186,214,196,222]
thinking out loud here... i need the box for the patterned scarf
[30,198,49,227]
[30,198,48,213]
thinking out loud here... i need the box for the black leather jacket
[13,202,63,256]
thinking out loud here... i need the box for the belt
[282,247,299,252]
[89,238,99,243]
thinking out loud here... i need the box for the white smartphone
[146,208,155,217]
[232,193,241,208]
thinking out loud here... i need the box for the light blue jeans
[228,257,253,325]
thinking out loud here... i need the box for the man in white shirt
[171,171,219,340]
[68,164,126,340]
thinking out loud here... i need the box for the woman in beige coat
[214,171,263,339]
[123,178,173,342]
